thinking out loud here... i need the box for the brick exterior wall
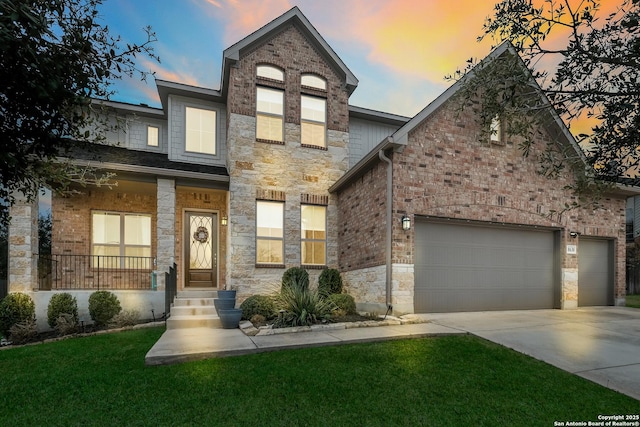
[390,101,626,309]
[52,185,158,257]
[225,24,350,300]
[227,24,349,132]
[337,99,627,313]
[337,161,387,271]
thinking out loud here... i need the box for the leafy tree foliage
[0,0,158,225]
[450,0,640,186]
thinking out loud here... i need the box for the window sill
[257,138,285,145]
[255,263,286,269]
[300,143,327,151]
[256,77,285,89]
[301,86,327,96]
[301,264,327,270]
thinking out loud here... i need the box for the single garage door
[578,238,613,306]
[414,221,558,312]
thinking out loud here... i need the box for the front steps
[166,290,228,330]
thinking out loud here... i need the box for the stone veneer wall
[227,115,348,299]
[156,179,175,290]
[225,24,350,300]
[8,195,38,294]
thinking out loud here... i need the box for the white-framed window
[185,106,216,154]
[256,201,284,264]
[490,115,502,144]
[147,125,159,147]
[301,74,326,91]
[257,65,284,81]
[256,87,284,142]
[301,95,326,148]
[301,205,326,266]
[92,211,152,269]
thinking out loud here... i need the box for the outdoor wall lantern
[569,231,579,238]
[402,214,411,231]
[221,216,228,226]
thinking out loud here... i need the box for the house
[6,7,637,329]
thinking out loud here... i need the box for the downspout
[378,148,393,313]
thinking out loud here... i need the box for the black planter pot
[218,308,243,329]
[213,298,235,315]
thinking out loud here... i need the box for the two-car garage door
[414,221,615,312]
[414,221,559,313]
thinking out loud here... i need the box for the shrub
[250,314,267,326]
[281,267,309,293]
[318,268,343,296]
[8,319,38,344]
[0,292,35,336]
[273,286,335,328]
[327,293,357,316]
[109,309,140,328]
[88,291,122,326]
[47,293,79,328]
[55,314,79,336]
[240,295,276,320]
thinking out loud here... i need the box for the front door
[185,212,217,288]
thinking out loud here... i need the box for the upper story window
[301,95,326,148]
[490,115,503,144]
[147,126,159,147]
[257,65,284,82]
[256,87,284,142]
[185,107,216,155]
[301,74,326,91]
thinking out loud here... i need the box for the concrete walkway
[145,307,640,401]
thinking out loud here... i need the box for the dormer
[156,80,228,167]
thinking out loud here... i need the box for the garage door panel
[578,239,613,306]
[415,221,557,313]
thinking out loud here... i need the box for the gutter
[64,158,230,183]
[378,148,393,311]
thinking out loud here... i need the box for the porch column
[156,178,176,290]
[8,192,39,294]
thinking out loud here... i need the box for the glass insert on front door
[189,214,212,269]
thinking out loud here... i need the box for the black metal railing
[37,254,154,290]
[165,263,177,318]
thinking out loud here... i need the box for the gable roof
[221,6,358,96]
[331,41,592,193]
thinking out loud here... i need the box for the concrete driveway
[419,307,640,401]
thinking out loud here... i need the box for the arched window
[301,74,326,90]
[257,65,284,82]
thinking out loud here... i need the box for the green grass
[626,294,640,308]
[0,328,637,426]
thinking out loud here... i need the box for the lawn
[627,294,640,308]
[0,328,637,426]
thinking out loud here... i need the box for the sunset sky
[98,0,503,118]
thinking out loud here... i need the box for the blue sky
[97,0,502,118]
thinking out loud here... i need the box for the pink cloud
[197,0,294,45]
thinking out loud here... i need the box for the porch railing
[38,254,154,290]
